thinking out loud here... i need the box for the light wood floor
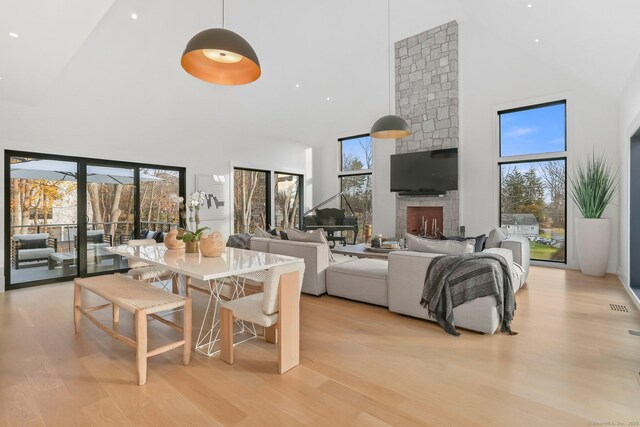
[1,267,639,426]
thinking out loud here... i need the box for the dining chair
[127,239,177,293]
[219,262,305,374]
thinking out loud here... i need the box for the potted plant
[569,152,618,276]
[172,192,209,253]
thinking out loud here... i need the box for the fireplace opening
[406,206,444,238]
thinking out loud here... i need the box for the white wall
[618,57,640,293]
[0,125,311,292]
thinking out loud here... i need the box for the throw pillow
[405,233,474,254]
[255,227,281,239]
[279,230,289,240]
[443,234,486,252]
[285,228,327,244]
[286,228,335,262]
[17,238,47,249]
[485,227,507,248]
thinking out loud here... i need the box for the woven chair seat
[75,274,185,315]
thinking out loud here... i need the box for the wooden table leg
[277,271,300,374]
[183,297,192,365]
[135,309,148,386]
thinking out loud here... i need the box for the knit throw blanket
[420,252,517,336]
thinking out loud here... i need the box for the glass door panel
[139,168,181,237]
[274,173,301,230]
[9,156,78,285]
[233,169,269,233]
[85,165,135,274]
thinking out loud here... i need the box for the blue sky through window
[500,103,565,157]
[341,135,372,171]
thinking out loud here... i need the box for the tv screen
[390,148,458,193]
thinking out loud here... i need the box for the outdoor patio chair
[11,233,57,269]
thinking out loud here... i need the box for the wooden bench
[74,274,192,385]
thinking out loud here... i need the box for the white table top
[106,245,303,281]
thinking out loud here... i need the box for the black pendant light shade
[181,28,261,85]
[370,114,411,139]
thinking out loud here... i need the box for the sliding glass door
[4,151,185,290]
[84,164,136,275]
[8,156,79,284]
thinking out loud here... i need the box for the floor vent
[610,303,629,313]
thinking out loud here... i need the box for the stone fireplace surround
[394,21,460,239]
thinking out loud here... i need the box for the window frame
[497,99,568,264]
[338,134,373,244]
[498,100,567,158]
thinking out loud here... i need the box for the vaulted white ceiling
[1,0,639,147]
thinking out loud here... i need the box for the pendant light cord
[387,0,392,115]
[222,0,225,28]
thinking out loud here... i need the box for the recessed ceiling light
[326,97,331,101]
[527,4,533,8]
[295,83,300,88]
[534,39,540,43]
[9,32,19,38]
[131,13,138,20]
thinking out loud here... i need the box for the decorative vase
[185,240,199,254]
[200,231,226,257]
[164,229,185,250]
[575,218,611,276]
[371,234,382,248]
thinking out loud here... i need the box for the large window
[233,168,270,233]
[274,172,303,230]
[338,134,373,244]
[498,101,567,262]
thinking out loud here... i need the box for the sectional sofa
[248,235,530,334]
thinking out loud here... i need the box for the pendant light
[370,0,411,139]
[181,0,260,85]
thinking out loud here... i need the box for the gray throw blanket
[226,233,252,249]
[420,253,517,336]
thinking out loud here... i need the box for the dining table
[106,244,304,364]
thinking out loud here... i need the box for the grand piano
[302,191,358,247]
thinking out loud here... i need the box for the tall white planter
[575,218,611,276]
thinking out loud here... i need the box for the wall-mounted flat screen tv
[390,148,458,194]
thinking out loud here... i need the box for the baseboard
[618,273,640,312]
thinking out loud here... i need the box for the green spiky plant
[569,152,618,219]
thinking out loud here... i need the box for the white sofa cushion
[255,227,280,239]
[405,234,474,254]
[327,258,389,306]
